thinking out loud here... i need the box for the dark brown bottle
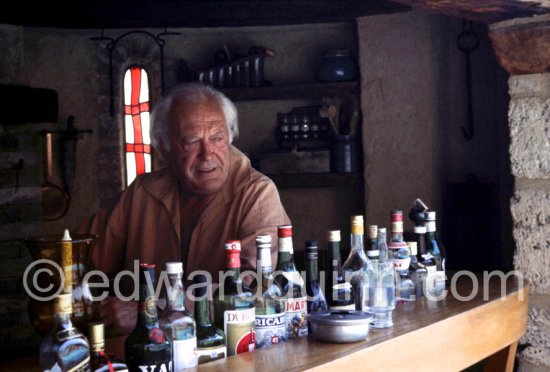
[89,322,128,371]
[124,263,172,372]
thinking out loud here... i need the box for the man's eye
[212,137,224,142]
[182,139,199,146]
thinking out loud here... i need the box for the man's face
[167,97,231,195]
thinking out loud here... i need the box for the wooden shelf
[267,172,363,189]
[220,81,359,102]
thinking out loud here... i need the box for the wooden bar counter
[202,274,528,371]
[2,274,527,371]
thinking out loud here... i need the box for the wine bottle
[125,263,172,372]
[39,293,91,372]
[274,225,308,339]
[388,210,410,268]
[251,235,287,348]
[304,240,328,315]
[159,262,198,371]
[213,241,256,356]
[89,322,128,371]
[366,225,379,260]
[193,275,226,364]
[325,230,354,311]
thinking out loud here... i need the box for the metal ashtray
[309,310,374,343]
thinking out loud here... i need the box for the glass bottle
[39,293,91,372]
[407,241,427,300]
[325,230,354,311]
[388,210,410,262]
[394,246,415,305]
[89,322,128,371]
[274,225,308,339]
[193,275,226,364]
[213,241,256,356]
[251,235,287,348]
[342,215,370,311]
[159,262,198,371]
[304,240,328,316]
[125,263,171,372]
[376,227,389,262]
[366,225,380,260]
[426,211,446,295]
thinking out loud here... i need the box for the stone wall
[508,73,550,370]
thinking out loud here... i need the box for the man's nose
[199,139,213,159]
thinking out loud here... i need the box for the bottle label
[223,308,256,356]
[426,221,436,232]
[132,361,172,372]
[255,312,287,348]
[55,327,81,342]
[173,337,198,370]
[367,250,379,258]
[278,237,293,253]
[391,221,403,233]
[66,357,90,372]
[197,345,226,364]
[393,257,411,271]
[284,297,308,338]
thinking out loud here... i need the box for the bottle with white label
[160,262,198,371]
[274,225,308,339]
[251,235,287,348]
[426,211,446,295]
[213,241,256,356]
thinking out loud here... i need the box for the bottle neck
[195,296,212,327]
[165,273,186,311]
[306,258,319,284]
[327,240,343,278]
[137,271,160,327]
[276,251,296,271]
[54,312,73,329]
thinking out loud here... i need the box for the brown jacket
[80,146,290,288]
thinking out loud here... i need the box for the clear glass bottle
[213,241,256,356]
[376,227,389,262]
[193,275,226,364]
[89,322,128,371]
[325,230,354,311]
[159,262,198,370]
[251,235,287,348]
[274,225,308,339]
[342,215,371,311]
[304,240,328,316]
[394,248,415,305]
[125,263,171,372]
[39,293,91,371]
[426,211,446,295]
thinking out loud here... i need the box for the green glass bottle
[39,293,91,371]
[213,241,256,356]
[274,225,308,339]
[251,235,287,348]
[159,262,198,370]
[125,263,171,372]
[193,275,226,364]
[325,230,354,311]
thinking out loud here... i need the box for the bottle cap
[390,210,403,222]
[89,322,105,346]
[305,240,318,260]
[426,211,436,221]
[278,225,293,238]
[55,293,72,315]
[225,240,241,269]
[407,241,418,255]
[414,226,427,234]
[256,235,271,244]
[351,215,364,234]
[224,240,241,252]
[368,225,378,239]
[378,227,387,234]
[327,230,341,242]
[166,262,183,274]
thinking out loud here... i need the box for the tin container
[309,310,374,343]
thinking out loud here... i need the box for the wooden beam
[489,14,550,75]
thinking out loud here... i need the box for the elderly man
[80,83,290,335]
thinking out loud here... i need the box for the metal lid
[309,310,374,326]
[166,261,183,274]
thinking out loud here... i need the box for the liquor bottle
[89,322,128,371]
[366,225,379,260]
[376,227,389,262]
[407,241,427,299]
[193,275,226,364]
[213,241,256,356]
[39,293,91,371]
[274,225,308,339]
[426,211,446,294]
[159,262,198,371]
[342,215,370,311]
[125,263,172,372]
[304,240,328,316]
[325,230,354,311]
[394,246,415,305]
[251,235,287,348]
[388,210,410,265]
[413,225,438,297]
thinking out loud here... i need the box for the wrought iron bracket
[91,29,180,117]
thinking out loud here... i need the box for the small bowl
[309,310,374,343]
